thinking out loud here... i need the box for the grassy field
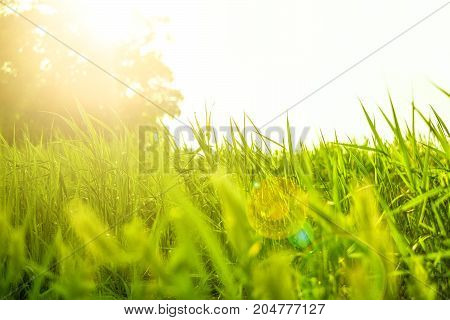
[0,97,449,300]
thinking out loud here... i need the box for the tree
[0,0,183,140]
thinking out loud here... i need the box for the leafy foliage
[0,0,182,141]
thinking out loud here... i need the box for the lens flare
[288,222,314,249]
[247,177,308,240]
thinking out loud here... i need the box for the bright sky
[12,0,448,144]
[143,0,449,144]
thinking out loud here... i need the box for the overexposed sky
[145,0,449,143]
[35,0,448,143]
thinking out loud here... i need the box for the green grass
[0,97,449,300]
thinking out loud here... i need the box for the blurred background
[0,0,183,141]
[0,0,449,142]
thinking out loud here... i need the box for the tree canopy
[0,0,183,140]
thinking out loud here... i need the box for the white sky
[144,0,449,144]
[87,0,449,144]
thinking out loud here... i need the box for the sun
[82,0,145,46]
[3,1,147,46]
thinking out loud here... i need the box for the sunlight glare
[81,0,145,46]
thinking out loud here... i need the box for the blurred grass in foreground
[0,94,449,299]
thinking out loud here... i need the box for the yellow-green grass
[0,97,449,299]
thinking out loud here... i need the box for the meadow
[0,97,449,300]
